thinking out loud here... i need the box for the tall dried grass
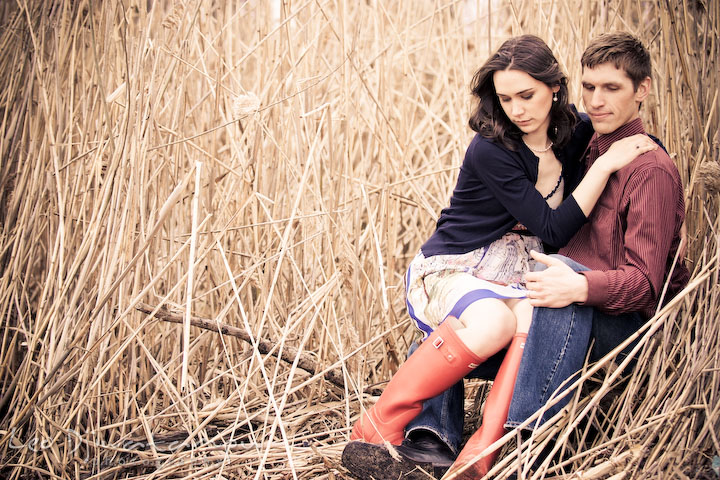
[0,1,717,479]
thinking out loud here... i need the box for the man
[342,32,689,479]
[504,31,690,431]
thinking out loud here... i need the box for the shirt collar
[595,117,646,157]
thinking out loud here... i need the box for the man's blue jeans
[404,255,644,452]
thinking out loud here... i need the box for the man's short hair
[581,32,651,90]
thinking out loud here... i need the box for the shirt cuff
[579,270,608,307]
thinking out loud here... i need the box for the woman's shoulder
[467,133,517,158]
[464,134,526,179]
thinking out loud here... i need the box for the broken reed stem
[136,302,347,389]
[181,161,202,392]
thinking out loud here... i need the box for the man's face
[581,63,650,134]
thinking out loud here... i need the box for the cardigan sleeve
[468,139,587,248]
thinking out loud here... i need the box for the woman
[344,35,656,478]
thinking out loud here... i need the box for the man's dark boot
[341,432,454,479]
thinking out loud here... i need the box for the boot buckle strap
[432,337,444,349]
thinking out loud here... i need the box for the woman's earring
[553,93,558,102]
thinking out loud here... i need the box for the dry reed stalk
[0,0,717,479]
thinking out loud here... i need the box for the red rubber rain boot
[351,319,487,445]
[446,332,527,478]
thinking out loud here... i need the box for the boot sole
[341,441,447,479]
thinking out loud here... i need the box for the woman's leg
[350,319,488,445]
[350,298,520,445]
[452,298,518,358]
[447,299,533,478]
[509,298,533,334]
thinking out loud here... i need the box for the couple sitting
[341,32,689,479]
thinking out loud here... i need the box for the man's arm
[527,165,683,313]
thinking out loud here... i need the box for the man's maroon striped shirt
[559,118,690,318]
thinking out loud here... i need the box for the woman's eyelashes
[497,92,535,103]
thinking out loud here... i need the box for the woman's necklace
[543,174,563,200]
[523,138,554,153]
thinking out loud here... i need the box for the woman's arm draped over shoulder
[470,133,656,247]
[571,134,657,216]
[469,140,585,248]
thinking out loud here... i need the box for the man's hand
[525,251,589,308]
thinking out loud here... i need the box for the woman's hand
[595,133,658,174]
[572,134,659,217]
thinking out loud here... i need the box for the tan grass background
[0,0,718,479]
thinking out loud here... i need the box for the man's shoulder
[630,148,680,178]
[610,125,677,175]
[625,144,682,184]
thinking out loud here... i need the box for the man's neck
[596,112,641,139]
[595,118,646,157]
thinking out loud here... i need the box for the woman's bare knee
[454,299,516,356]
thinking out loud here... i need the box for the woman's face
[493,68,559,137]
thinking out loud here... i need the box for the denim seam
[539,306,576,404]
[439,385,459,455]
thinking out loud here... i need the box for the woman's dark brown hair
[468,35,576,151]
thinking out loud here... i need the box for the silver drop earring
[553,93,558,102]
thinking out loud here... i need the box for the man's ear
[634,76,651,103]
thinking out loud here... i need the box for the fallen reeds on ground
[0,0,717,478]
